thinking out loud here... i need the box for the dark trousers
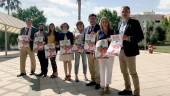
[37,50,48,75]
[49,56,57,75]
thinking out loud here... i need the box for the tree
[56,26,61,32]
[12,6,47,27]
[149,26,166,44]
[146,21,155,43]
[155,26,166,42]
[160,18,170,42]
[0,0,21,15]
[96,9,119,31]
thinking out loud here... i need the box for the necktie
[88,26,94,33]
[25,28,29,35]
[91,26,94,32]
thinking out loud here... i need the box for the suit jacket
[115,18,144,57]
[58,31,74,48]
[85,24,100,34]
[85,24,100,54]
[20,27,38,51]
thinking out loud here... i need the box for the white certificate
[84,34,96,52]
[18,35,30,49]
[44,44,56,58]
[33,36,44,51]
[60,40,72,54]
[95,39,108,58]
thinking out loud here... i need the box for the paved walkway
[0,51,170,96]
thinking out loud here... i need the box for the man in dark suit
[35,24,48,77]
[17,19,38,77]
[116,6,144,96]
[85,14,101,89]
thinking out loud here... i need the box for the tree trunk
[77,0,81,20]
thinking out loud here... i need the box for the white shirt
[119,21,127,35]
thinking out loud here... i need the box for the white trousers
[99,56,115,87]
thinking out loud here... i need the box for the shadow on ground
[21,75,125,96]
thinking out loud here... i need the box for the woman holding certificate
[46,23,59,78]
[96,17,114,95]
[58,23,74,81]
[74,21,88,82]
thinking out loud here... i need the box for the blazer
[58,31,74,45]
[20,27,38,51]
[115,18,144,57]
[85,24,100,54]
[85,24,100,34]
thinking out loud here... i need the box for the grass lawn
[154,46,170,53]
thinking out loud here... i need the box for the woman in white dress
[59,23,74,81]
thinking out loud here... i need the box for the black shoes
[95,84,101,90]
[75,79,79,82]
[118,89,133,95]
[17,73,26,77]
[36,73,44,77]
[29,71,35,75]
[86,81,96,86]
[50,74,57,78]
[86,81,100,90]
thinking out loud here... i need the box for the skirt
[59,53,74,61]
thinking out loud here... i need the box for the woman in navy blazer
[58,23,74,81]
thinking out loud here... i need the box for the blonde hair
[99,17,112,32]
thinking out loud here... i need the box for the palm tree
[0,0,21,15]
[77,0,81,20]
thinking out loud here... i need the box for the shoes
[133,95,140,96]
[50,74,57,78]
[105,87,111,94]
[75,76,79,82]
[95,84,101,90]
[86,81,96,86]
[17,73,26,77]
[118,89,133,95]
[36,73,43,77]
[84,76,88,81]
[64,75,71,81]
[29,71,35,75]
[100,88,105,96]
[42,74,47,77]
[67,75,71,81]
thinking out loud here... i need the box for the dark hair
[48,23,55,35]
[60,22,69,30]
[122,6,130,11]
[26,18,32,22]
[76,21,84,28]
[38,23,44,26]
[88,13,97,18]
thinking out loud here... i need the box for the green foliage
[12,6,47,27]
[155,26,166,42]
[0,0,21,14]
[96,9,119,31]
[9,33,18,45]
[160,18,170,42]
[56,26,61,32]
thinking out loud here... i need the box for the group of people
[17,6,144,96]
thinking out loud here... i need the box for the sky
[0,0,170,31]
